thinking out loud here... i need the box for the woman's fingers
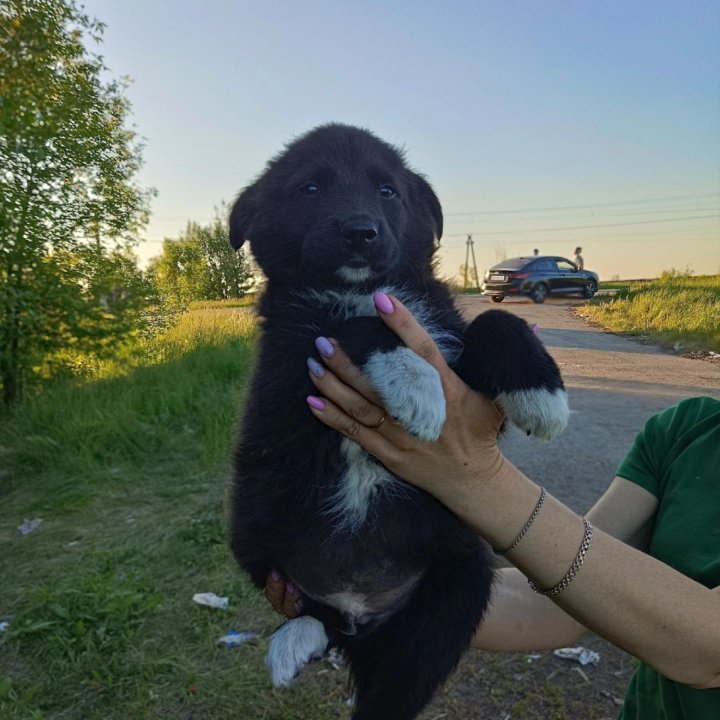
[371,293,451,376]
[310,293,452,406]
[312,338,381,404]
[306,393,401,461]
[265,572,303,619]
[307,353,386,429]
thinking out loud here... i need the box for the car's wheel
[531,283,548,304]
[491,295,504,303]
[584,279,598,299]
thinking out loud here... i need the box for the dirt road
[456,295,720,512]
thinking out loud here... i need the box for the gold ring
[369,413,387,429]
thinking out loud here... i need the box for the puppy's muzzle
[341,216,379,250]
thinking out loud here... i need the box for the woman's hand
[304,293,506,506]
[265,570,303,619]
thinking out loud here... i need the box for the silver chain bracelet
[528,518,594,597]
[493,486,547,556]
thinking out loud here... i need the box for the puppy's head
[229,124,442,287]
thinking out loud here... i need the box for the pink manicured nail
[286,582,296,595]
[306,395,326,411]
[271,570,281,582]
[373,292,394,314]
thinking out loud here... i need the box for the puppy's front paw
[266,616,329,687]
[363,347,445,441]
[496,388,569,440]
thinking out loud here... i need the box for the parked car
[481,255,599,304]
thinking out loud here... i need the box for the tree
[149,205,255,308]
[0,0,154,404]
[30,247,153,375]
[194,203,256,301]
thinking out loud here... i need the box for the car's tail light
[513,273,530,279]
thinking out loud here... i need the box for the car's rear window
[489,257,529,270]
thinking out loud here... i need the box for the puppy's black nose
[341,218,379,246]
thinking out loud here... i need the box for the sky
[81,0,720,281]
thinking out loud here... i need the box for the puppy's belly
[308,572,423,632]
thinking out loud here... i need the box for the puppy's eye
[378,184,397,199]
[299,182,320,196]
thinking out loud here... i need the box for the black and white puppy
[228,124,568,720]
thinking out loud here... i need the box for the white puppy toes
[496,388,570,440]
[265,616,329,687]
[363,347,446,441]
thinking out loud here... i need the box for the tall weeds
[580,275,720,351]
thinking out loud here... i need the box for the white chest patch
[329,437,401,532]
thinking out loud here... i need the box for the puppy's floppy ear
[228,184,259,250]
[408,173,443,243]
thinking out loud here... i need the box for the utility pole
[464,234,480,291]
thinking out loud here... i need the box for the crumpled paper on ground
[18,518,43,535]
[553,646,600,665]
[192,592,229,610]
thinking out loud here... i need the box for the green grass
[581,274,720,352]
[0,306,350,720]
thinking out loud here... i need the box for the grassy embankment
[581,274,720,353]
[0,306,350,720]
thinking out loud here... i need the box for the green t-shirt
[615,396,720,720]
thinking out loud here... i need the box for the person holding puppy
[267,292,720,719]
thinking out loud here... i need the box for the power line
[443,193,720,217]
[436,232,720,247]
[443,214,720,238]
[444,205,719,225]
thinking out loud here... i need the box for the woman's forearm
[452,458,720,689]
[472,567,588,651]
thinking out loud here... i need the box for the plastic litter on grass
[553,646,600,666]
[217,630,258,647]
[18,518,43,535]
[192,592,229,610]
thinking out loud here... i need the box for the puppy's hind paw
[497,388,569,440]
[363,347,446,441]
[265,617,329,687]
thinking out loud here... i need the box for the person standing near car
[573,247,584,270]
